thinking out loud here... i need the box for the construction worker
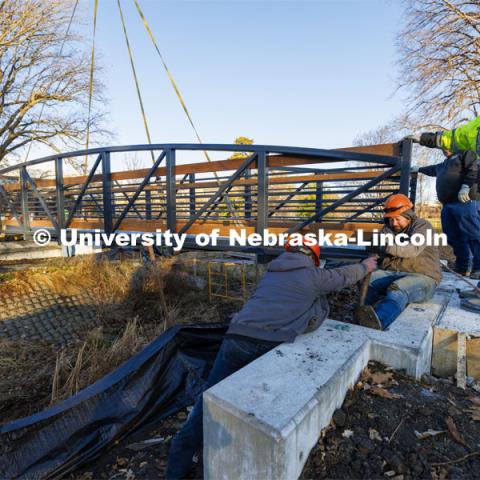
[406,115,480,157]
[166,239,376,479]
[356,193,442,330]
[413,149,480,278]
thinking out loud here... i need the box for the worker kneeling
[166,238,376,480]
[356,193,442,331]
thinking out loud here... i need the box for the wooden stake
[457,333,467,389]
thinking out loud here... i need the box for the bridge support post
[399,139,412,196]
[145,190,152,220]
[20,167,31,240]
[55,157,65,239]
[409,173,418,207]
[189,173,196,216]
[102,152,113,235]
[315,181,323,215]
[256,151,268,235]
[245,168,252,219]
[166,149,176,232]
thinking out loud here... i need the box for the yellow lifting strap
[85,0,99,173]
[132,0,204,148]
[132,0,243,225]
[117,0,155,163]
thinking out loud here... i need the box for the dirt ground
[301,363,480,480]
[69,362,480,480]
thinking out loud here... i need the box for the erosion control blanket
[0,324,227,479]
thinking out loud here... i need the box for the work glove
[410,165,420,174]
[419,132,442,148]
[458,184,471,203]
[401,134,420,143]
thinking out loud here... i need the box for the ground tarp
[0,324,226,479]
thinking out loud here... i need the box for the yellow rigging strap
[85,0,99,173]
[117,0,155,163]
[132,0,242,225]
[132,0,204,147]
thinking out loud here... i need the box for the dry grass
[50,317,147,404]
[0,337,59,420]
[0,254,237,424]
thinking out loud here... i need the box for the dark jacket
[419,151,479,204]
[226,251,368,343]
[380,215,442,284]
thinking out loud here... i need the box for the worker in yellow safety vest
[406,115,480,157]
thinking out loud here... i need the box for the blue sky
[79,0,405,158]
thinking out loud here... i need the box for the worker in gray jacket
[166,238,376,479]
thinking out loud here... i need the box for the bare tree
[397,0,480,126]
[0,0,108,172]
[352,118,439,205]
[352,121,404,147]
[124,152,146,171]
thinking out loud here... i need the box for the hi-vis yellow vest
[441,115,480,157]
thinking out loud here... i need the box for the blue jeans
[365,270,437,329]
[166,337,279,480]
[441,201,480,272]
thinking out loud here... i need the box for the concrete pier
[203,286,454,480]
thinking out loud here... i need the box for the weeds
[0,254,237,424]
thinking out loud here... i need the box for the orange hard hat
[383,193,414,218]
[285,235,321,266]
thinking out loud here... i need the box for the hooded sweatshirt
[226,252,368,343]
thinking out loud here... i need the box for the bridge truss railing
[0,141,414,244]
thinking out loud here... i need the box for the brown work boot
[453,267,470,276]
[355,305,383,330]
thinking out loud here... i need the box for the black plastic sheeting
[0,323,227,479]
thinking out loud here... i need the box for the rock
[333,409,346,427]
[417,406,434,416]
[421,374,435,385]
[177,411,187,420]
[116,457,129,468]
[408,453,423,475]
[382,450,407,474]
[448,466,464,477]
[125,469,135,480]
[137,461,148,476]
[450,443,468,457]
[351,459,363,474]
[357,437,375,455]
[412,464,424,475]
[388,454,407,474]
